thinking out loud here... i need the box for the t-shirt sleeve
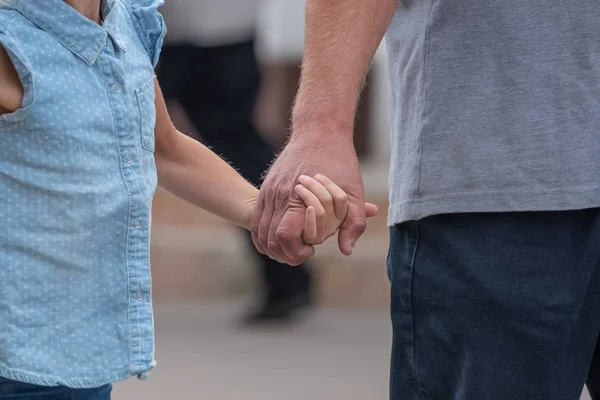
[122,0,167,68]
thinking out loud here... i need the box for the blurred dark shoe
[241,291,313,326]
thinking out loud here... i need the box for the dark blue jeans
[388,210,600,400]
[0,378,111,399]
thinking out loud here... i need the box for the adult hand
[251,128,369,266]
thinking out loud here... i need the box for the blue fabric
[0,0,166,389]
[0,377,112,399]
[388,211,600,400]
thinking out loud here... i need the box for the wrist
[291,92,357,139]
[239,196,258,231]
[291,108,355,144]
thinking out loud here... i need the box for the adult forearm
[156,132,258,230]
[293,0,399,136]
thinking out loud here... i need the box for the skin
[0,45,22,115]
[251,0,399,264]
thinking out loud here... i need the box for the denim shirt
[0,0,166,388]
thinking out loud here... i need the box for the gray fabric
[385,0,600,226]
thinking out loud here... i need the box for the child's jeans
[0,377,111,399]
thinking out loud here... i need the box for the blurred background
[114,0,394,399]
[113,1,593,399]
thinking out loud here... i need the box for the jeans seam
[410,221,426,400]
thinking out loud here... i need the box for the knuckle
[267,241,280,255]
[304,238,316,246]
[276,188,292,205]
[315,208,326,220]
[352,220,367,234]
[336,192,348,203]
[275,228,295,244]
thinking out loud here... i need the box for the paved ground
[113,300,591,400]
[114,300,391,400]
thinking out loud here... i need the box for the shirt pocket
[135,78,156,153]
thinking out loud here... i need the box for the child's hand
[294,174,378,245]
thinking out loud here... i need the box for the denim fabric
[0,378,111,399]
[388,211,600,400]
[0,0,165,389]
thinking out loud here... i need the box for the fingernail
[294,184,304,193]
[350,239,357,249]
[298,175,308,182]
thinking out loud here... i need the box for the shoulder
[119,0,166,67]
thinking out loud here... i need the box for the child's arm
[153,78,259,230]
[153,78,377,240]
[0,46,23,115]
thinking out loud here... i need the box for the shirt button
[125,155,134,164]
[132,220,142,228]
[112,85,121,93]
[135,292,144,300]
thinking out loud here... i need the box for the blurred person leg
[157,41,313,323]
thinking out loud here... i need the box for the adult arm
[251,0,399,264]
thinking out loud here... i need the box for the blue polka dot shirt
[0,0,166,388]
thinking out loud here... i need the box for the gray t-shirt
[386,0,600,226]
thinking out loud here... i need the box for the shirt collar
[7,0,127,65]
[101,0,128,53]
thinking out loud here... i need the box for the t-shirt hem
[388,186,600,226]
[0,362,149,389]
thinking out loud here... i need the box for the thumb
[338,205,367,256]
[365,202,379,218]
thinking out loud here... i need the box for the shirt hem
[0,363,150,389]
[388,186,600,226]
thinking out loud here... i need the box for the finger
[267,212,299,265]
[365,202,379,218]
[298,175,334,214]
[303,206,317,242]
[294,184,327,236]
[250,193,267,254]
[277,208,315,262]
[337,204,367,256]
[257,200,274,257]
[314,174,348,220]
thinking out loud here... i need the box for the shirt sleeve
[0,26,35,123]
[122,0,167,68]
